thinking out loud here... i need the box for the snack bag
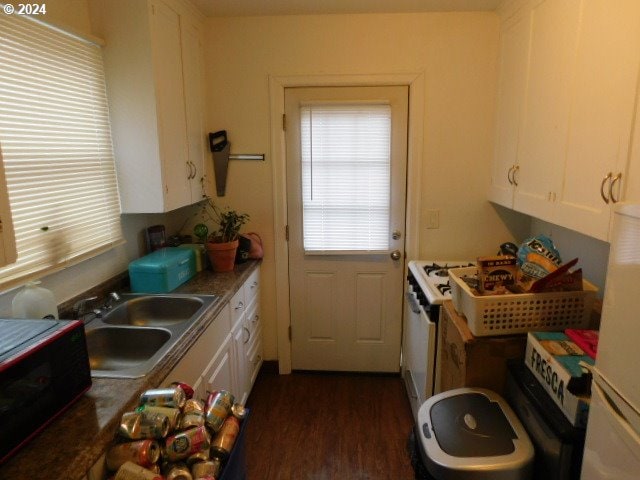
[517,235,562,280]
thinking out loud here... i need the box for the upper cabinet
[490,0,640,241]
[90,0,211,213]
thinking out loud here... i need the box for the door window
[300,104,391,254]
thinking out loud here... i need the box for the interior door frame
[269,73,425,374]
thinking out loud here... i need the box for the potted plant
[194,199,249,272]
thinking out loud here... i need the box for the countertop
[0,260,261,480]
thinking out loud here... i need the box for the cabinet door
[180,13,208,202]
[150,0,191,211]
[203,337,235,396]
[490,10,531,208]
[514,0,582,220]
[232,320,249,404]
[554,0,640,241]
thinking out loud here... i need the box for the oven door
[402,290,437,420]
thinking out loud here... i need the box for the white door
[285,86,408,372]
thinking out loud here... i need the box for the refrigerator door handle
[592,378,640,459]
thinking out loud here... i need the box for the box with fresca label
[524,331,594,428]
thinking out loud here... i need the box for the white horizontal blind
[0,13,123,288]
[301,103,391,253]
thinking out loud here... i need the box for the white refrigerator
[581,204,640,479]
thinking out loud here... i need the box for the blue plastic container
[128,247,196,293]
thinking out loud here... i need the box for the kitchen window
[0,11,123,289]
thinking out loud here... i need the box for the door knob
[390,250,402,261]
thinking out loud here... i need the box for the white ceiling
[192,0,503,17]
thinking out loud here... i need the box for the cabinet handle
[235,301,244,311]
[251,281,258,289]
[253,355,262,366]
[252,314,259,324]
[601,172,612,204]
[512,165,519,186]
[507,166,514,185]
[609,173,622,203]
[243,326,251,344]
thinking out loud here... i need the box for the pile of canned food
[105,382,246,480]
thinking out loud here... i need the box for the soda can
[231,403,247,420]
[119,411,169,440]
[139,387,186,409]
[170,381,194,400]
[136,404,182,432]
[181,399,206,430]
[166,463,193,480]
[186,450,209,467]
[191,459,221,479]
[210,416,240,459]
[106,439,160,471]
[114,461,163,480]
[204,390,234,432]
[164,426,211,462]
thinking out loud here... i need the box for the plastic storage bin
[129,247,196,293]
[449,267,597,337]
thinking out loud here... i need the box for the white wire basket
[449,267,598,337]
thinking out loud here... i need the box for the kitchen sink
[86,327,170,372]
[101,295,206,327]
[84,293,219,379]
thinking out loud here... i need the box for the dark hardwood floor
[244,362,416,480]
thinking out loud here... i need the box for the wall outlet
[426,209,440,229]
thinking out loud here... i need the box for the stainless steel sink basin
[86,327,170,372]
[84,293,219,379]
[102,295,206,327]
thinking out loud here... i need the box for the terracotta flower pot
[205,239,239,272]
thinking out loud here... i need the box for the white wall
[202,12,531,361]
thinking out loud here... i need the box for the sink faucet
[103,291,121,309]
[72,296,99,322]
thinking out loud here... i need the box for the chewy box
[129,247,196,293]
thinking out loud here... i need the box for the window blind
[301,103,391,253]
[0,12,123,288]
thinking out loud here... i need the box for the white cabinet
[90,0,210,213]
[229,268,262,405]
[164,267,261,405]
[490,0,640,241]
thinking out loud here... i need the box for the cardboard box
[436,301,527,395]
[524,331,594,428]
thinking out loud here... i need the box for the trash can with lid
[415,387,534,480]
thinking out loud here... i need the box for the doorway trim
[270,73,425,374]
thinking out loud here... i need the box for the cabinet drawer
[244,300,261,340]
[244,268,260,307]
[230,286,245,328]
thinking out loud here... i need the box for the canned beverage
[139,387,186,409]
[114,461,163,480]
[164,426,211,462]
[181,399,206,429]
[186,450,210,467]
[170,381,194,400]
[106,439,160,471]
[210,416,240,459]
[193,477,215,480]
[166,463,193,480]
[136,404,182,432]
[230,403,247,420]
[205,390,234,432]
[119,411,170,440]
[191,458,221,479]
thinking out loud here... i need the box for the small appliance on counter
[128,247,196,294]
[0,318,92,464]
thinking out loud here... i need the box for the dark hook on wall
[209,130,264,196]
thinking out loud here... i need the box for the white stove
[403,260,475,420]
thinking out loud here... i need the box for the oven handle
[405,292,422,314]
